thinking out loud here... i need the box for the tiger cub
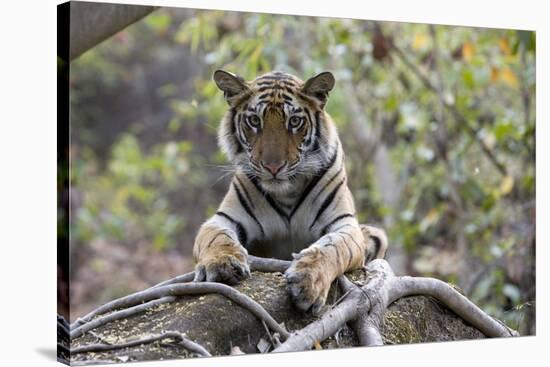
[193,70,388,313]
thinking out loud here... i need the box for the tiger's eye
[289,116,303,129]
[248,115,261,127]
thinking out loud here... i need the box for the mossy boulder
[70,270,484,364]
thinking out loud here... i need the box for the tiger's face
[215,70,336,195]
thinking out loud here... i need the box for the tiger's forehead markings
[261,102,288,120]
[252,72,302,89]
[243,72,308,117]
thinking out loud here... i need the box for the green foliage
[72,134,191,250]
[70,8,535,333]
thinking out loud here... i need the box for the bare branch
[357,319,384,346]
[70,282,290,339]
[355,294,387,346]
[69,257,518,363]
[71,331,211,357]
[71,255,292,330]
[386,276,518,337]
[337,274,356,293]
[273,291,361,353]
[150,256,289,290]
[275,258,517,352]
[274,261,394,352]
[353,261,392,346]
[71,296,177,339]
[151,273,195,289]
[249,255,291,273]
[150,256,290,289]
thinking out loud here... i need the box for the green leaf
[462,69,475,89]
[145,13,171,32]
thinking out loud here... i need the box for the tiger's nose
[261,160,286,176]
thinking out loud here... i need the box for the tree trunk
[68,2,157,61]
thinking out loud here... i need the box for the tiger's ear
[302,71,335,105]
[213,70,249,104]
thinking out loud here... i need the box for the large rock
[70,270,484,364]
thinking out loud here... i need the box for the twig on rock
[275,259,517,352]
[70,282,290,339]
[249,255,291,273]
[71,331,211,357]
[274,263,392,352]
[71,296,177,339]
[354,261,393,346]
[386,276,518,337]
[356,306,386,347]
[337,274,356,293]
[151,256,290,290]
[70,256,518,362]
[151,272,195,289]
[273,290,361,353]
[71,255,292,331]
[58,314,70,334]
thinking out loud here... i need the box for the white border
[0,0,545,366]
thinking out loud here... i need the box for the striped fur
[193,70,388,313]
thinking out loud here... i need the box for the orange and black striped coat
[193,70,388,313]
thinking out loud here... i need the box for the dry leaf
[412,33,428,50]
[462,42,475,62]
[498,38,512,55]
[313,340,322,350]
[490,66,500,83]
[500,67,519,88]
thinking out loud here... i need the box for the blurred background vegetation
[68,7,535,335]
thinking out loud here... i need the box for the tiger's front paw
[284,247,333,314]
[194,245,250,285]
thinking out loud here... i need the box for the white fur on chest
[245,197,321,259]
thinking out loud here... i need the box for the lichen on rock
[70,271,486,364]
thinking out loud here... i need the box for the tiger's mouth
[248,163,293,182]
[264,177,287,184]
[260,176,294,195]
[260,165,303,184]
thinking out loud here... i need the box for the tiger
[192,69,388,314]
